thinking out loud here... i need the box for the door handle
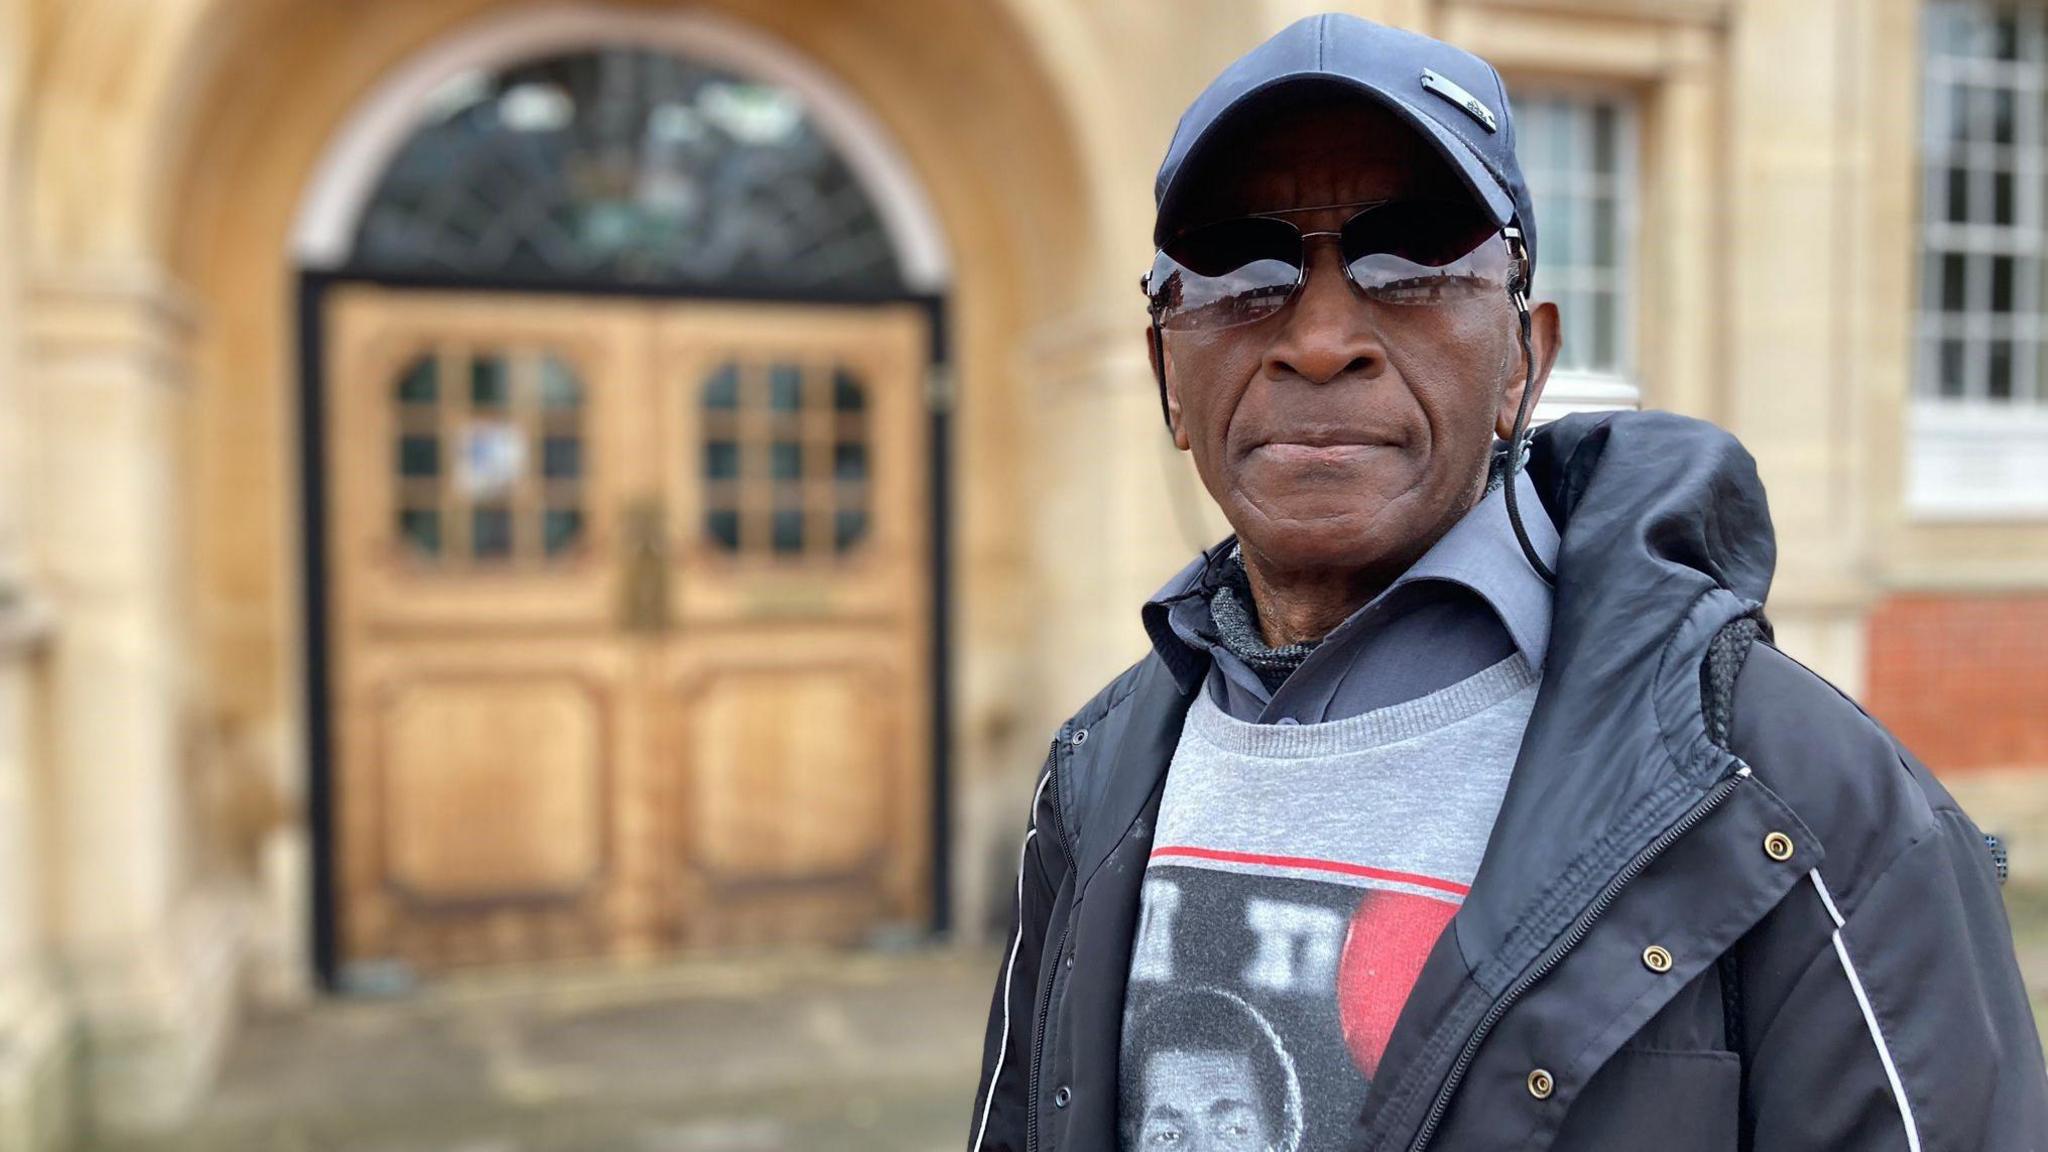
[619,495,672,633]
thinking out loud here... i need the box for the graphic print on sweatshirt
[1116,654,1537,1152]
[1119,857,1463,1151]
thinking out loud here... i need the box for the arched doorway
[300,36,950,986]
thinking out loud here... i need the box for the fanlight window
[699,359,871,559]
[392,349,589,566]
[352,48,905,293]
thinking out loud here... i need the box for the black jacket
[967,410,2048,1152]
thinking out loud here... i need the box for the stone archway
[23,0,1106,1127]
[176,0,1103,982]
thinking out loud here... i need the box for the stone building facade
[0,0,2042,1145]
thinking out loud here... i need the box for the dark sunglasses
[1141,198,1516,332]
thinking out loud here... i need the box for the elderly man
[969,13,2046,1152]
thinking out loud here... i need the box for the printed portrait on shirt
[1120,987,1302,1152]
[1120,862,1460,1148]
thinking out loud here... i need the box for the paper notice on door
[456,419,526,499]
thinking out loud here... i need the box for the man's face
[1154,95,1551,580]
[1137,1048,1274,1151]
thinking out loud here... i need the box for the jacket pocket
[1551,1047,1739,1151]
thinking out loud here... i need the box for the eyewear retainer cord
[1501,224,1556,585]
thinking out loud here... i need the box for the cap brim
[1153,73,1515,245]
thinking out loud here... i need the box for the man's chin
[1232,510,1401,572]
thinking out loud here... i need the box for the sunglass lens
[1344,203,1510,306]
[1149,217,1302,331]
[1346,202,1496,265]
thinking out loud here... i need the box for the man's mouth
[1250,441,1383,465]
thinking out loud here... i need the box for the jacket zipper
[1406,763,1753,1152]
[1027,725,1080,1152]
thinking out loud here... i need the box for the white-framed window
[1912,1,2048,518]
[1512,88,1641,413]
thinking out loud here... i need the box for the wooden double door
[322,287,932,978]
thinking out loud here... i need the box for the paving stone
[88,948,997,1152]
[85,890,2048,1152]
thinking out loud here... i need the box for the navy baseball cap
[1153,13,1537,272]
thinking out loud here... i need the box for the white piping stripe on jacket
[971,770,1054,1152]
[1808,869,1923,1152]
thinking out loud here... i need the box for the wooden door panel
[379,672,606,902]
[659,645,918,950]
[335,639,637,974]
[684,663,893,879]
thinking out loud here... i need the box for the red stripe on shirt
[1148,845,1471,897]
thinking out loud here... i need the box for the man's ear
[1495,299,1562,441]
[1149,325,1191,450]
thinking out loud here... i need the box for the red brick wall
[1866,594,2048,773]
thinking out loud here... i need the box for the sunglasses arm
[1141,270,1176,436]
[1147,319,1173,437]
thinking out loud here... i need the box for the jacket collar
[1140,444,1559,698]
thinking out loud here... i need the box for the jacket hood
[1526,408,1775,611]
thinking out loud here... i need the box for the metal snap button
[1642,944,1674,973]
[1527,1068,1554,1100]
[1053,1085,1072,1108]
[1070,728,1088,746]
[1763,831,1795,862]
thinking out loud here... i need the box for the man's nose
[1262,235,1388,385]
